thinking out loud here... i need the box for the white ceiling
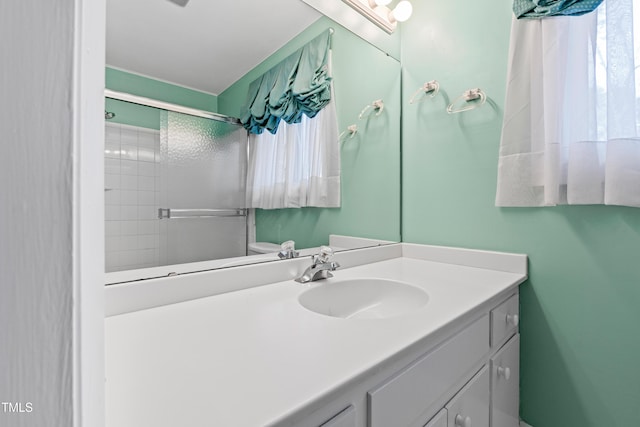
[106,0,322,95]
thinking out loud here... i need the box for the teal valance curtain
[241,31,332,135]
[514,0,603,18]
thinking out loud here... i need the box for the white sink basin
[298,278,429,319]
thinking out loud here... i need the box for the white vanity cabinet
[360,292,520,427]
[424,409,447,427]
[319,406,356,427]
[491,294,519,349]
[446,366,490,427]
[490,334,520,427]
[368,316,489,427]
[301,292,521,427]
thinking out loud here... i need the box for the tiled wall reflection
[105,123,161,272]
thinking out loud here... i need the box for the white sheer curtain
[496,0,640,207]
[245,97,340,209]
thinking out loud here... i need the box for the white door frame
[74,0,106,426]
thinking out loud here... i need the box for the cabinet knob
[455,414,472,427]
[506,314,519,327]
[497,366,511,380]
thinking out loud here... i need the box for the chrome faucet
[295,246,340,283]
[278,240,299,260]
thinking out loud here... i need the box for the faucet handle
[278,240,299,259]
[316,246,334,263]
[281,240,295,251]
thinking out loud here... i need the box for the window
[246,98,341,209]
[496,1,640,207]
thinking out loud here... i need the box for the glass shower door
[158,111,248,266]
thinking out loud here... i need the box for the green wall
[219,18,402,248]
[105,67,218,129]
[401,1,640,426]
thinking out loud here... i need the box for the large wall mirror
[104,0,401,284]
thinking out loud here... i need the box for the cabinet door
[424,409,447,427]
[491,334,519,427]
[320,405,355,427]
[446,366,489,427]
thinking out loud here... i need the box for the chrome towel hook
[359,99,384,119]
[409,80,440,104]
[446,88,486,114]
[339,124,358,142]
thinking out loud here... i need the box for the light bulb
[374,0,393,6]
[390,1,413,22]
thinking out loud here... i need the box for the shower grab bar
[158,208,247,219]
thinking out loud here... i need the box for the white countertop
[105,245,526,427]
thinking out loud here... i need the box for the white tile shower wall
[105,123,161,272]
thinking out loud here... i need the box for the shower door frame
[104,89,250,274]
[105,89,241,125]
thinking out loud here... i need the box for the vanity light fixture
[342,0,413,34]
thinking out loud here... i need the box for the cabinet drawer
[319,405,355,427]
[490,334,520,427]
[368,315,489,427]
[446,366,489,427]
[424,409,447,427]
[490,294,519,348]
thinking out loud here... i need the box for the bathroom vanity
[105,243,526,427]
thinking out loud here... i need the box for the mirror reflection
[104,0,401,283]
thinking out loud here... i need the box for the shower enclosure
[104,90,248,273]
